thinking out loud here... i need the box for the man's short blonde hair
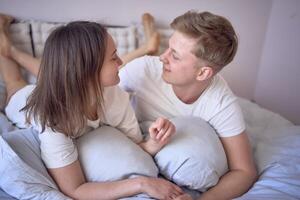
[171,11,238,71]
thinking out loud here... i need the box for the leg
[10,46,40,77]
[0,55,27,104]
[0,13,40,77]
[0,14,27,103]
[0,13,14,57]
[120,13,160,67]
[142,13,155,41]
[120,32,160,66]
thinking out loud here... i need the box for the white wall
[1,0,299,124]
[255,0,300,124]
[0,0,272,100]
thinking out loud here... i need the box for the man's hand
[139,117,176,155]
[149,117,175,146]
[141,177,183,200]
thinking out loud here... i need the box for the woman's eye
[112,55,118,61]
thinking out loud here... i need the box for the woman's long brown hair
[22,21,107,137]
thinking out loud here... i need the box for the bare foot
[144,32,160,55]
[142,13,155,41]
[0,14,14,57]
[0,13,14,28]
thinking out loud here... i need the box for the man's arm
[198,131,257,200]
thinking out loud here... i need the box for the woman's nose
[118,56,123,66]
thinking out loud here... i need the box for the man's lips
[163,66,171,72]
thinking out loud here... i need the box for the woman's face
[100,34,123,87]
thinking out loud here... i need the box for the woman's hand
[174,193,193,200]
[141,177,183,200]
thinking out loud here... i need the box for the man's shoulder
[120,56,162,78]
[201,74,237,109]
[207,75,234,97]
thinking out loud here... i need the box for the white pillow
[31,21,137,58]
[30,21,64,58]
[0,129,70,200]
[76,125,158,182]
[154,116,228,192]
[107,26,137,55]
[9,22,33,56]
[0,113,157,199]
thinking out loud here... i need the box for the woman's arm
[198,131,258,200]
[49,160,183,200]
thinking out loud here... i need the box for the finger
[173,185,184,195]
[169,193,178,200]
[149,123,159,138]
[161,124,174,142]
[156,121,170,140]
[155,117,166,130]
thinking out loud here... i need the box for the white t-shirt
[5,85,142,168]
[119,56,245,137]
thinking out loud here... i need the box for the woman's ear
[196,66,214,81]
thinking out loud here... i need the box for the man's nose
[159,49,169,63]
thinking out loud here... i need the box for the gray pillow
[154,116,228,192]
[76,125,158,182]
[0,129,70,200]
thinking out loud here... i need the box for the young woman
[0,14,184,200]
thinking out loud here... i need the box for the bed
[0,20,300,200]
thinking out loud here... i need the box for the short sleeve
[102,86,143,143]
[209,100,246,137]
[39,130,78,168]
[119,56,153,93]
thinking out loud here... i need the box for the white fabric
[0,112,156,200]
[155,116,228,192]
[31,21,137,58]
[0,134,70,200]
[5,85,142,168]
[235,125,300,200]
[119,56,245,137]
[77,125,158,182]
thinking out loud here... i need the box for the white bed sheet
[0,97,299,200]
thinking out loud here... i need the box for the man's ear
[196,66,214,81]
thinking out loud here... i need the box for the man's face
[159,31,200,87]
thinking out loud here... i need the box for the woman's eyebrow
[111,49,117,56]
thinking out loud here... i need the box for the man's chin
[162,73,172,84]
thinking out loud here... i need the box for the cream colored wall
[0,0,271,97]
[1,0,299,124]
[255,0,300,124]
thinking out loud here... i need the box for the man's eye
[172,53,179,60]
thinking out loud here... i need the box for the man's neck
[172,78,212,104]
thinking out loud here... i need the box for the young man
[119,11,257,200]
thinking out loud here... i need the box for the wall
[255,0,300,124]
[1,0,299,124]
[0,0,272,100]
